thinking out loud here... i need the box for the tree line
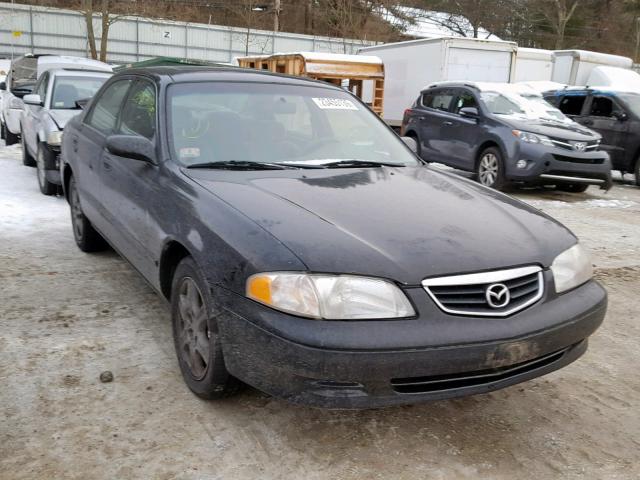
[14,0,640,61]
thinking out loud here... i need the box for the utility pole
[273,0,281,32]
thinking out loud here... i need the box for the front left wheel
[68,176,107,252]
[36,144,58,196]
[21,130,36,166]
[477,147,506,190]
[5,125,19,146]
[171,256,240,400]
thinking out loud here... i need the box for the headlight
[512,130,554,147]
[47,131,63,146]
[9,97,23,109]
[551,243,593,293]
[246,272,415,319]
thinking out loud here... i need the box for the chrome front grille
[422,266,544,317]
[550,138,599,152]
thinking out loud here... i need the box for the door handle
[443,121,453,126]
[103,161,112,172]
[582,119,593,126]
[71,137,78,152]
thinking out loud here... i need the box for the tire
[171,256,240,400]
[36,143,57,196]
[635,159,640,187]
[5,125,19,146]
[21,130,36,166]
[68,176,107,252]
[558,183,589,193]
[1,122,5,140]
[476,147,506,190]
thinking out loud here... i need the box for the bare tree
[81,0,129,62]
[535,0,581,49]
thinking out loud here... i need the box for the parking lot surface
[1,142,639,480]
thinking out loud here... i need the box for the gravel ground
[1,143,639,480]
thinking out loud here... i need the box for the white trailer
[514,48,554,82]
[552,50,633,86]
[359,37,517,127]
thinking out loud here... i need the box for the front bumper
[506,143,612,190]
[216,278,607,409]
[42,144,62,185]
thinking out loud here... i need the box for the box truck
[552,50,633,86]
[359,37,517,127]
[514,47,554,82]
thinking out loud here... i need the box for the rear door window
[557,94,587,116]
[423,90,455,112]
[85,79,133,135]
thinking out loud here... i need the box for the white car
[1,55,111,148]
[21,68,112,194]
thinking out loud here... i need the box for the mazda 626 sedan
[60,66,607,408]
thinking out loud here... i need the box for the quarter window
[86,79,132,134]
[557,95,586,116]
[118,81,156,139]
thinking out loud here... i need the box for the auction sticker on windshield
[312,98,358,110]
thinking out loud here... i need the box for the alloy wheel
[479,153,499,187]
[176,277,211,380]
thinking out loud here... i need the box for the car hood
[186,166,577,285]
[498,115,599,140]
[49,109,80,130]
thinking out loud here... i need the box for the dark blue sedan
[60,67,606,408]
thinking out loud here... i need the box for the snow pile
[381,6,500,40]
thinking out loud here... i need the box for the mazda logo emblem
[573,142,587,152]
[486,283,510,309]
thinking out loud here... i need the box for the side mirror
[0,81,6,91]
[401,136,418,154]
[23,94,42,106]
[459,107,479,118]
[106,135,156,164]
[613,111,628,122]
[75,98,90,110]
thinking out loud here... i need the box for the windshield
[480,90,570,122]
[51,76,109,109]
[167,82,419,168]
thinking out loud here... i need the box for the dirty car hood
[186,166,577,285]
[500,116,598,140]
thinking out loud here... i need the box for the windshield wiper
[186,160,296,170]
[319,159,406,168]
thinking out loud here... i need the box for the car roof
[544,86,640,96]
[422,81,544,97]
[115,65,344,90]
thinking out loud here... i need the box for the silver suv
[21,68,111,195]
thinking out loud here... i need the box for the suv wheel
[0,122,5,140]
[477,147,506,190]
[37,143,57,196]
[635,160,640,187]
[68,176,107,252]
[171,256,240,399]
[21,131,36,166]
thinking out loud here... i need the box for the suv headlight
[246,272,415,319]
[47,131,63,146]
[512,130,554,146]
[551,243,593,293]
